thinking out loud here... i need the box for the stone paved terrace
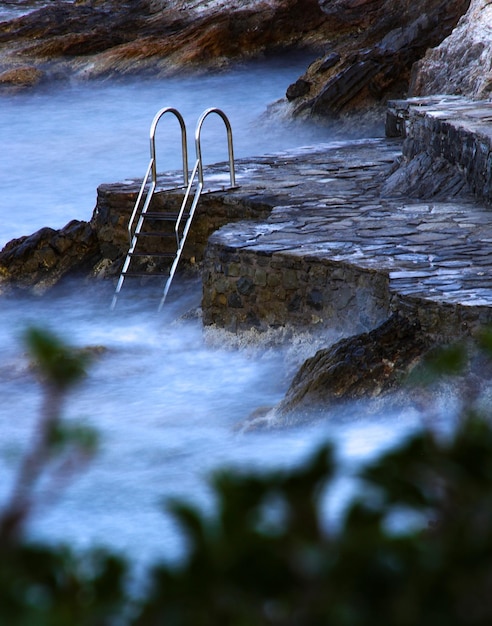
[198,97,492,340]
[102,97,492,341]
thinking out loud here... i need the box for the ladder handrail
[127,160,155,246]
[174,158,200,247]
[149,107,189,185]
[112,106,237,311]
[195,107,236,188]
[127,107,189,244]
[158,159,203,312]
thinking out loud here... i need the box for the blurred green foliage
[25,327,89,391]
[2,328,492,624]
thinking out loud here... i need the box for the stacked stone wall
[202,238,392,334]
[394,293,492,342]
[92,179,272,266]
[387,97,492,204]
[405,115,492,203]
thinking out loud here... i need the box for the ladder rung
[122,271,170,278]
[140,212,191,220]
[135,231,175,238]
[128,251,175,258]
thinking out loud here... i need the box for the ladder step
[122,270,170,278]
[129,251,175,258]
[135,231,175,238]
[139,212,191,220]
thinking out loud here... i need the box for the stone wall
[202,237,392,334]
[92,176,272,269]
[394,292,492,341]
[386,96,492,204]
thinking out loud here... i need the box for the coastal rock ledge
[271,314,432,421]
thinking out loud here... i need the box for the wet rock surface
[274,314,432,418]
[0,219,100,295]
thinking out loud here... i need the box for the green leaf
[24,327,89,391]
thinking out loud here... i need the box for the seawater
[0,280,424,566]
[1,55,342,247]
[0,56,427,567]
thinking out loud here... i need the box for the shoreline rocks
[0,0,476,121]
[0,0,332,90]
[0,220,100,295]
[285,0,472,118]
[272,314,433,419]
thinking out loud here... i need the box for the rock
[286,78,312,101]
[317,51,341,72]
[0,65,44,90]
[289,0,471,118]
[0,220,101,295]
[274,315,432,417]
[0,0,333,83]
[319,0,388,29]
[410,0,492,99]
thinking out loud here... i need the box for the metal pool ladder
[111,107,236,311]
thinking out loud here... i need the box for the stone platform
[197,97,492,340]
[95,96,492,342]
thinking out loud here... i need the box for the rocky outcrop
[410,0,492,100]
[0,220,100,295]
[287,0,472,118]
[272,314,432,418]
[0,0,473,118]
[0,0,333,89]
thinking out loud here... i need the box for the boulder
[0,220,101,295]
[274,315,432,417]
[0,65,45,90]
[286,78,312,101]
